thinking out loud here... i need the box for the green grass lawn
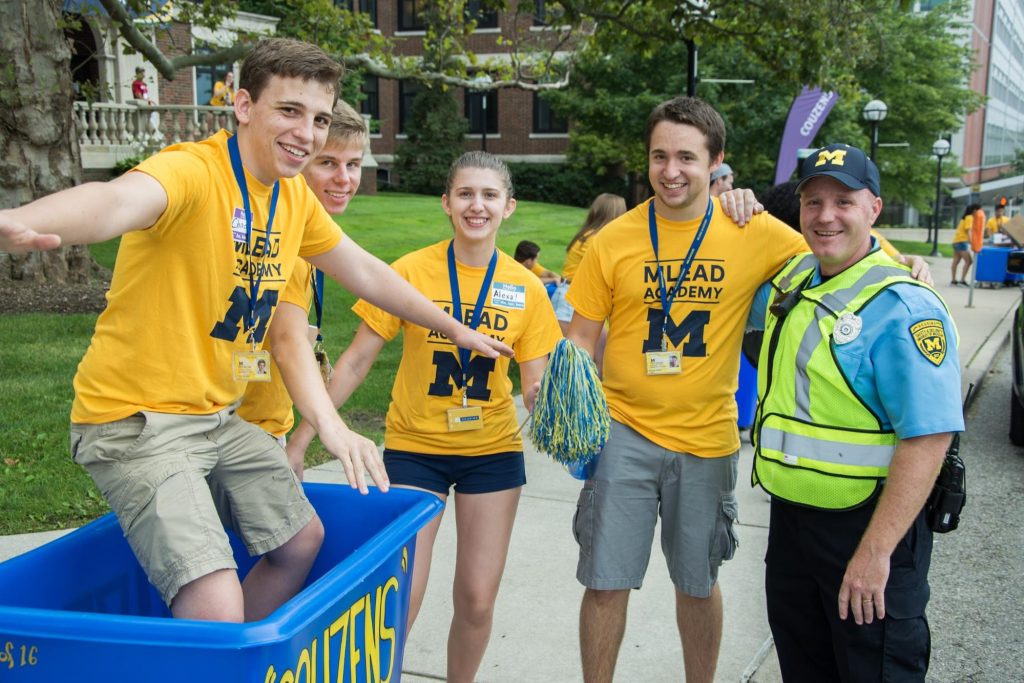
[0,193,585,534]
[888,239,954,258]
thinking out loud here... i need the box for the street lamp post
[931,138,951,257]
[471,74,493,152]
[862,99,888,162]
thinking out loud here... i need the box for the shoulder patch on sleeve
[909,319,946,366]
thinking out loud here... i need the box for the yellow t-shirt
[567,197,807,457]
[71,130,342,423]
[561,231,596,282]
[987,215,1009,236]
[237,259,315,437]
[952,216,972,244]
[355,241,562,455]
[210,82,234,107]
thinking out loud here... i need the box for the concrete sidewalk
[1,253,1019,682]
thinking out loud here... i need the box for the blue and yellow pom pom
[528,339,610,478]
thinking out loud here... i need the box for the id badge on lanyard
[445,241,497,432]
[310,268,333,387]
[227,134,279,383]
[644,198,712,376]
[233,350,272,382]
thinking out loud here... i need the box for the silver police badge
[833,312,862,344]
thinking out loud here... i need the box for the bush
[507,163,628,208]
[113,155,147,176]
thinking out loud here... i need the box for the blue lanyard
[447,240,498,398]
[227,134,279,344]
[311,268,325,342]
[648,197,713,347]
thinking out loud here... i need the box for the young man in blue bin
[0,38,509,623]
[749,143,963,679]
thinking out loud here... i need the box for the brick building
[351,2,573,187]
[63,2,574,191]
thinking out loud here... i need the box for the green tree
[846,0,983,208]
[548,0,982,210]
[393,88,469,195]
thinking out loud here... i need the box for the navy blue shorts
[383,449,526,495]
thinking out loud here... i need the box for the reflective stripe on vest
[752,250,937,510]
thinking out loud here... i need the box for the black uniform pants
[765,497,932,682]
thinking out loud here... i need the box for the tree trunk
[0,0,103,284]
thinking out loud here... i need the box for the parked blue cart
[0,484,442,682]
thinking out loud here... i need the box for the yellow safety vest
[752,251,941,510]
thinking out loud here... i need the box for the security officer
[748,143,964,680]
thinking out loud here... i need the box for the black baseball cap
[797,143,880,197]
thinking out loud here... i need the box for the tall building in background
[933,0,1024,209]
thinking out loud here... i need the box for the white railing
[73,102,237,169]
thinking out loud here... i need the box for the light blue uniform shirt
[749,243,964,438]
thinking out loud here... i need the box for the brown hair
[239,38,343,105]
[644,96,726,161]
[327,99,368,147]
[567,193,627,251]
[515,240,540,262]
[445,151,514,198]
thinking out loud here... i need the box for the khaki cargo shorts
[70,405,314,606]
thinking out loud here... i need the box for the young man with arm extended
[749,144,962,679]
[0,38,509,624]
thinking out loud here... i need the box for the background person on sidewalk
[951,204,980,285]
[238,99,367,466]
[0,38,509,625]
[565,97,808,683]
[987,202,1013,246]
[749,143,963,680]
[286,151,561,683]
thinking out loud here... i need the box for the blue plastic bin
[735,353,757,430]
[975,246,1024,285]
[0,484,442,682]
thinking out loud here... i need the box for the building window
[399,80,423,134]
[361,75,379,122]
[532,0,563,26]
[465,89,497,135]
[333,0,353,9]
[362,0,378,26]
[466,0,497,28]
[401,1,493,31]
[533,93,568,134]
[398,0,426,30]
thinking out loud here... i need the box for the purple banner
[774,86,838,185]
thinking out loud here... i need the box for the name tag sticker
[491,282,526,310]
[231,208,247,242]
